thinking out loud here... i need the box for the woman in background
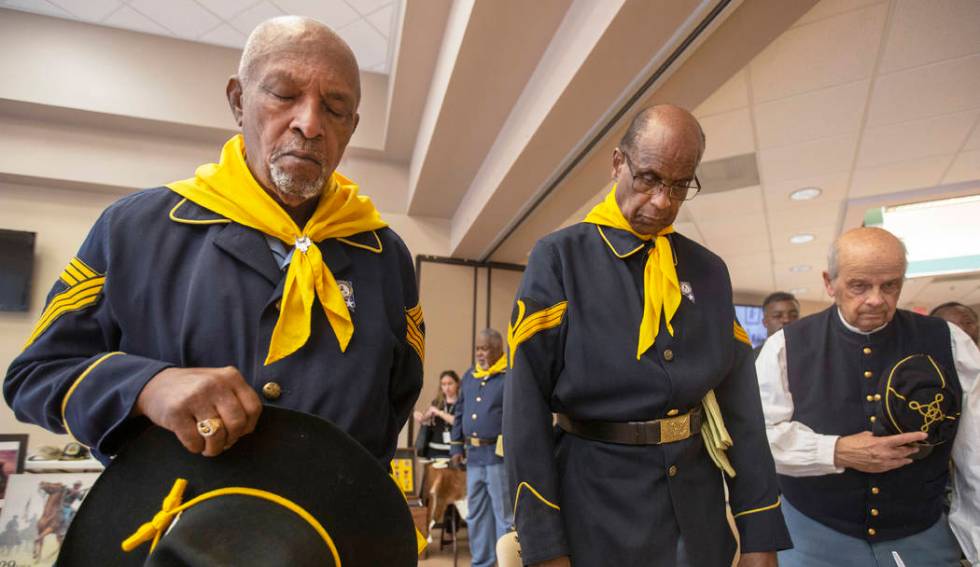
[414,370,460,460]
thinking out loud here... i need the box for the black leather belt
[557,408,702,445]
[466,437,497,447]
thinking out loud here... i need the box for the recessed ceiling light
[790,187,822,201]
[790,287,808,295]
[789,264,811,272]
[789,233,815,245]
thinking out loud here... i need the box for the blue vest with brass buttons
[782,307,959,541]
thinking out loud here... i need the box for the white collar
[836,307,888,336]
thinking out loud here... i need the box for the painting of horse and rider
[0,473,98,566]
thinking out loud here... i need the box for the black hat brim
[58,406,417,566]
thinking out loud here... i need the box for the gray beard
[269,162,327,200]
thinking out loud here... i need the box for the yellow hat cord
[121,478,341,566]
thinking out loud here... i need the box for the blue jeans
[779,498,961,566]
[466,462,514,567]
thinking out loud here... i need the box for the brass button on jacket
[663,349,674,362]
[668,465,678,477]
[863,347,872,355]
[262,381,282,400]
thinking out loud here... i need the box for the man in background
[931,302,979,346]
[754,291,800,358]
[451,329,512,567]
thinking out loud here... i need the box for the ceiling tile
[229,1,285,36]
[749,3,886,103]
[959,286,980,306]
[275,0,361,29]
[965,124,980,151]
[729,266,776,295]
[721,250,773,270]
[857,109,978,168]
[879,0,980,73]
[763,173,849,211]
[770,226,837,264]
[897,276,932,303]
[849,154,953,197]
[766,200,844,235]
[102,4,170,35]
[943,149,980,184]
[129,0,221,38]
[686,185,764,221]
[758,134,857,183]
[912,278,980,305]
[698,108,755,162]
[3,0,72,18]
[47,0,121,22]
[345,0,392,16]
[754,80,869,149]
[194,0,255,20]
[336,18,388,70]
[792,0,884,28]
[693,70,749,117]
[867,54,980,127]
[697,213,769,243]
[198,22,247,49]
[365,3,395,38]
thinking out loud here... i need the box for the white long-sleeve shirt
[755,310,980,564]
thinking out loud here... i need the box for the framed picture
[0,472,100,566]
[0,434,28,503]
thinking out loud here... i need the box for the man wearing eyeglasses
[504,105,791,566]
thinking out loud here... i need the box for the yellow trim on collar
[336,230,383,254]
[122,478,342,564]
[168,198,232,225]
[61,351,124,439]
[513,482,560,515]
[595,225,645,258]
[733,496,781,519]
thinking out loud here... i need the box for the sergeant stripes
[405,303,425,362]
[733,321,752,346]
[507,300,568,367]
[24,257,105,349]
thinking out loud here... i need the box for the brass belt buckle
[660,413,691,444]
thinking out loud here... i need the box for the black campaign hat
[58,407,419,566]
[874,353,961,458]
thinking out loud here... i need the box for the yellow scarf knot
[167,135,387,364]
[473,354,507,378]
[584,186,681,360]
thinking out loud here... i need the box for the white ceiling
[681,0,980,309]
[0,0,399,73]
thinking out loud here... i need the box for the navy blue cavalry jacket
[504,223,791,566]
[450,366,506,467]
[4,188,424,464]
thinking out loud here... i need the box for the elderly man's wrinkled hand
[134,366,263,457]
[834,430,928,473]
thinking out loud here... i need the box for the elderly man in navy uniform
[756,227,980,566]
[4,16,423,467]
[503,104,791,567]
[450,328,513,567]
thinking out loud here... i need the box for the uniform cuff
[734,502,793,553]
[818,434,845,473]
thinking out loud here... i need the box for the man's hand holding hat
[833,430,927,473]
[134,366,262,457]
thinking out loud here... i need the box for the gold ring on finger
[197,418,223,438]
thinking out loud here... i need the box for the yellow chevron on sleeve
[405,303,425,362]
[513,481,561,516]
[507,300,568,367]
[25,257,105,350]
[734,321,752,346]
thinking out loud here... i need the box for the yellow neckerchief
[472,354,507,378]
[121,478,341,564]
[167,135,387,364]
[584,186,680,360]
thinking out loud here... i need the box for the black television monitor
[0,229,36,312]
[734,304,766,348]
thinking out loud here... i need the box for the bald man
[505,105,791,566]
[756,227,980,566]
[5,17,424,466]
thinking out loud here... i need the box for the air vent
[697,153,759,194]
